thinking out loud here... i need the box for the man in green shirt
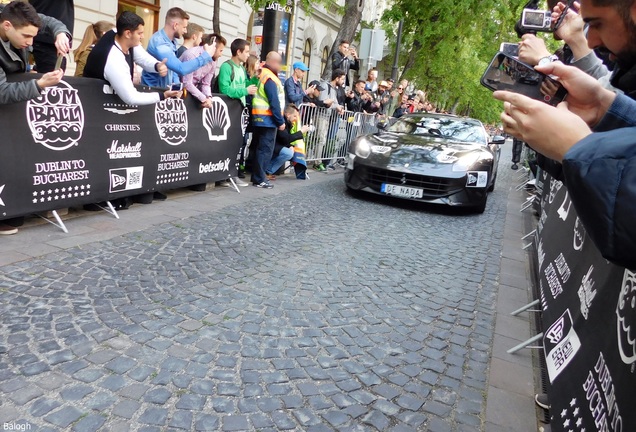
[218,38,256,106]
[218,38,257,183]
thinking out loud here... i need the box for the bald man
[250,51,286,188]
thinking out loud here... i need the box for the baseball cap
[379,80,389,87]
[308,80,325,91]
[293,61,310,71]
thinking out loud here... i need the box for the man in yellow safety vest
[250,51,285,188]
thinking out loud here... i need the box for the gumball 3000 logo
[155,98,188,145]
[26,81,84,151]
[617,269,636,366]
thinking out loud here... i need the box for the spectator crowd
[0,0,442,233]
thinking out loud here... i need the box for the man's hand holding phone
[204,41,217,57]
[163,89,183,99]
[534,62,616,127]
[37,69,64,89]
[54,33,70,56]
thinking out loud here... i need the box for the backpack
[212,62,239,94]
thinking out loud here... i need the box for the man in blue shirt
[141,7,216,88]
[284,61,312,106]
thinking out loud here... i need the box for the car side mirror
[490,135,506,145]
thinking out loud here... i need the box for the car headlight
[452,152,481,172]
[355,139,371,159]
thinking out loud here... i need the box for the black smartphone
[170,83,183,91]
[480,52,568,106]
[54,54,64,70]
[499,42,519,57]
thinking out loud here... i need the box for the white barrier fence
[298,104,378,164]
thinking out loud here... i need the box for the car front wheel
[474,193,488,214]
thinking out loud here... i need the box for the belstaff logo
[203,97,231,141]
[155,98,188,145]
[27,81,84,151]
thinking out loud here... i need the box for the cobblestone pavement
[0,163,513,431]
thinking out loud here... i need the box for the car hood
[359,132,494,174]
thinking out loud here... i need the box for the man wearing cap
[303,80,331,108]
[368,80,389,115]
[285,61,312,106]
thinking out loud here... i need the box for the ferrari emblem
[400,175,407,185]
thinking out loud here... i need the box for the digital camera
[521,9,553,32]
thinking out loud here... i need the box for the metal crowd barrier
[298,104,378,164]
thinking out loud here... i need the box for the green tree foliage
[382,0,530,123]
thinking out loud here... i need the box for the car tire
[346,185,361,198]
[487,173,497,192]
[474,194,488,214]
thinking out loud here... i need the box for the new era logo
[109,167,143,193]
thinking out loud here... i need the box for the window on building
[302,39,312,86]
[117,0,160,48]
[321,46,329,75]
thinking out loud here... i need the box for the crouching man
[0,1,70,235]
[266,104,310,180]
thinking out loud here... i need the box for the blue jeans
[251,127,277,184]
[267,146,294,175]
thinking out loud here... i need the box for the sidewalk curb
[484,172,540,431]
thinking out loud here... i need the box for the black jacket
[331,51,359,86]
[0,4,70,104]
[273,118,303,156]
[303,94,328,108]
[30,0,75,42]
[346,90,365,112]
[83,30,134,82]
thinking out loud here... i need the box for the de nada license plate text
[381,183,424,199]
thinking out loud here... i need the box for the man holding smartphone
[141,7,217,89]
[83,12,178,105]
[284,61,311,106]
[0,1,70,235]
[331,40,359,87]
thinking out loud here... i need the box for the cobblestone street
[0,160,517,431]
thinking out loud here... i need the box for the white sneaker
[234,178,249,187]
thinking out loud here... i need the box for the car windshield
[387,116,487,145]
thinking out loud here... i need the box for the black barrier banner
[0,75,249,220]
[534,170,635,432]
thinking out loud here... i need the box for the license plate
[381,183,424,199]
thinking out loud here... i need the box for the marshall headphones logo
[27,81,84,151]
[155,98,188,145]
[202,97,231,141]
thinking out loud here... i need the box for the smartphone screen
[170,83,183,91]
[480,52,567,106]
[499,43,519,58]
